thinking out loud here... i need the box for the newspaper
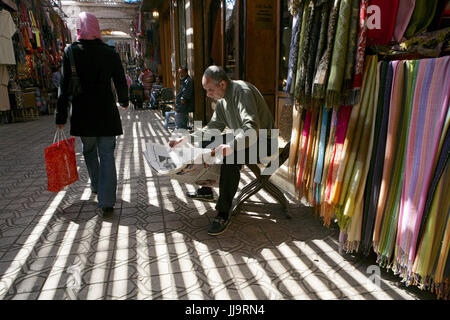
[143,142,221,187]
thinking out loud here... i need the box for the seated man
[169,65,275,236]
[174,67,194,129]
[150,76,163,109]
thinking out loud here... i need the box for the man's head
[202,65,229,101]
[178,66,188,80]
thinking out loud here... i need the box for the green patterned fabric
[326,0,353,108]
[404,0,439,39]
[313,0,341,101]
[343,0,360,94]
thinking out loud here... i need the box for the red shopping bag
[45,131,79,192]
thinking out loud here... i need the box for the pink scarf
[76,12,102,41]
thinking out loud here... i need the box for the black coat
[55,39,129,137]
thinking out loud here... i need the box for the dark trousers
[201,134,275,215]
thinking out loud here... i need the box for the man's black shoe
[101,207,114,215]
[186,187,214,202]
[208,215,231,236]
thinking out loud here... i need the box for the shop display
[286,0,450,299]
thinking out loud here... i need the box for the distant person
[174,66,194,129]
[55,12,129,216]
[52,64,61,90]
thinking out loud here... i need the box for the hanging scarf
[396,56,450,273]
[295,1,316,104]
[392,0,416,42]
[336,55,378,230]
[320,108,338,225]
[404,0,439,39]
[288,104,303,179]
[313,0,340,101]
[304,4,323,107]
[294,2,310,100]
[360,61,391,255]
[343,0,360,94]
[286,14,301,94]
[326,0,353,108]
[366,0,400,46]
[416,122,450,251]
[412,130,449,292]
[349,0,368,105]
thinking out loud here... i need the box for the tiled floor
[0,109,436,300]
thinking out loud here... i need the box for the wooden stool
[231,142,291,219]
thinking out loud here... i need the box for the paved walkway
[0,109,436,300]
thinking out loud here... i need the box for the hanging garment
[343,0,361,94]
[0,9,17,65]
[360,61,391,255]
[366,0,400,46]
[396,56,450,273]
[372,60,406,252]
[0,66,11,111]
[412,129,449,294]
[404,0,439,39]
[392,0,416,42]
[349,0,368,105]
[313,0,339,101]
[326,0,353,108]
[287,12,301,94]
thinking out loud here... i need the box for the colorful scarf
[404,0,439,39]
[326,0,353,108]
[396,56,450,273]
[392,0,416,42]
[287,14,301,94]
[349,0,368,104]
[361,61,391,255]
[376,60,416,266]
[336,55,378,230]
[288,104,303,179]
[313,0,341,101]
[343,0,361,92]
[76,12,102,41]
[372,60,405,249]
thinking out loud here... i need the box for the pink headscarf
[76,12,102,41]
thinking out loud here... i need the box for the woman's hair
[203,65,229,85]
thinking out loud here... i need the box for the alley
[0,109,435,300]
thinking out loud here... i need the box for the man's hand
[212,144,233,157]
[169,136,188,149]
[56,124,65,130]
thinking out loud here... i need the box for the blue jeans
[80,136,117,209]
[164,111,176,130]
